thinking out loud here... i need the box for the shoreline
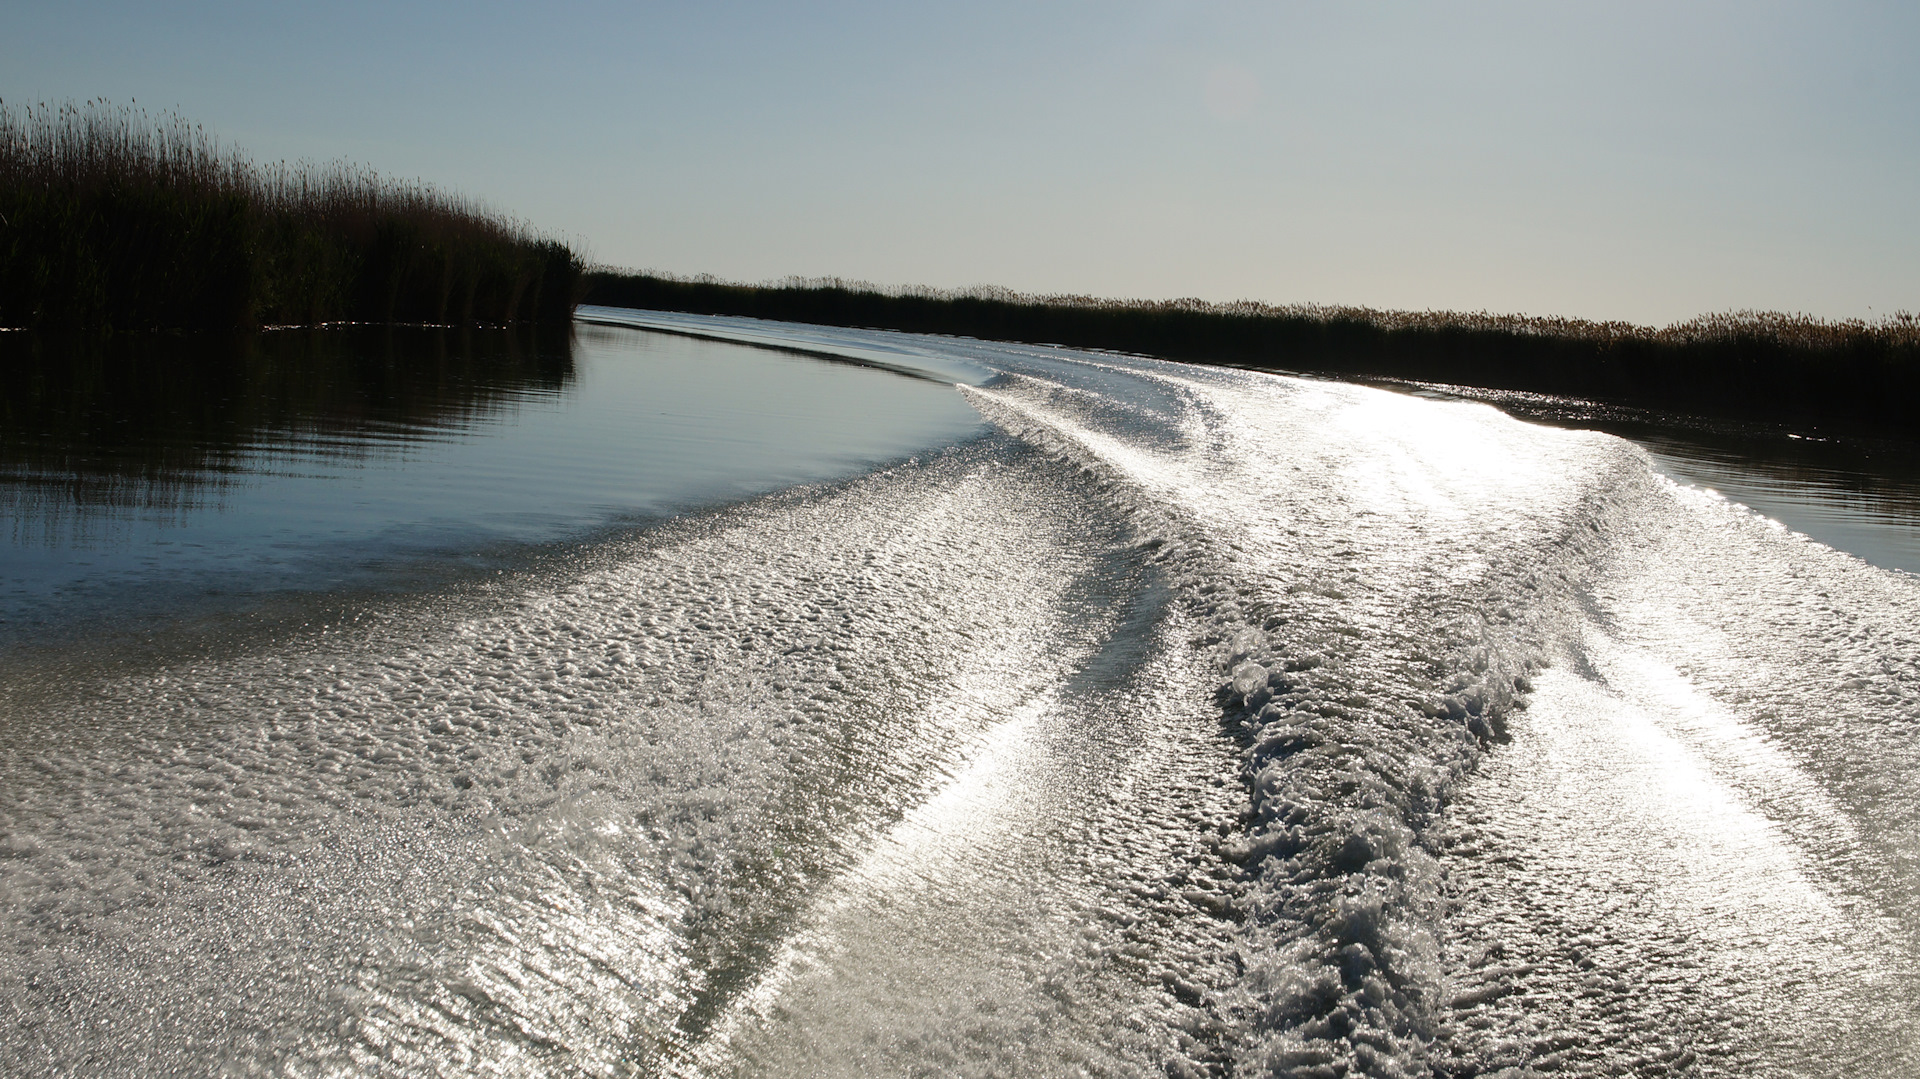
[583,270,1920,433]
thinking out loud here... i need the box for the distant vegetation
[585,271,1920,429]
[8,96,1908,428]
[1,101,581,332]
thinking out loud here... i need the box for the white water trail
[5,314,1920,1077]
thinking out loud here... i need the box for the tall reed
[584,271,1920,429]
[1,100,581,331]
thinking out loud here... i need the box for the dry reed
[585,270,1920,428]
[1,100,581,331]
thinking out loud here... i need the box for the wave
[4,314,1918,1077]
[962,352,1644,1075]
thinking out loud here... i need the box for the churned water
[1390,381,1920,578]
[3,311,1917,1077]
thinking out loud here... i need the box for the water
[0,323,985,654]
[1389,381,1920,577]
[4,311,1919,1077]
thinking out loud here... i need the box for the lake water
[0,323,985,656]
[11,326,1908,656]
[5,314,1919,1077]
[1388,380,1920,577]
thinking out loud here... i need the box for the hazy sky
[5,1,1916,324]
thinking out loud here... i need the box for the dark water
[1394,382,1920,577]
[0,324,985,653]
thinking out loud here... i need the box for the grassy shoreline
[1,102,581,332]
[583,270,1920,431]
[6,98,1908,430]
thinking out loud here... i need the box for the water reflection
[1395,382,1920,576]
[0,324,984,655]
[0,325,573,533]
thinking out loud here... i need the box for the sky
[4,1,1916,325]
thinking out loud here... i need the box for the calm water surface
[0,324,984,652]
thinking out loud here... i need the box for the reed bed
[1,101,581,331]
[585,271,1920,429]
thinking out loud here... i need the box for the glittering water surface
[3,311,1918,1077]
[1393,381,1920,578]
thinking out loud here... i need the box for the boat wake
[4,311,1918,1077]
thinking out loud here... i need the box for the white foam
[9,316,1920,1076]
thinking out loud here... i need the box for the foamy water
[4,311,1917,1076]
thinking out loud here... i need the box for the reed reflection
[0,325,575,535]
[1428,385,1920,574]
